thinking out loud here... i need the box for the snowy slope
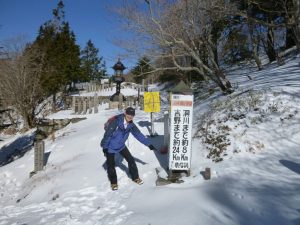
[1,56,300,225]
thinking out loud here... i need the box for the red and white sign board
[169,94,193,171]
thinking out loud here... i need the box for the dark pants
[105,147,139,184]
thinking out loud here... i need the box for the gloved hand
[148,144,157,151]
[103,148,108,156]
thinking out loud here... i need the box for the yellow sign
[144,92,160,112]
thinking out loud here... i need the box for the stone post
[74,98,78,114]
[88,97,93,114]
[72,96,76,112]
[83,98,87,114]
[135,100,139,109]
[34,141,45,172]
[94,94,99,113]
[77,99,82,114]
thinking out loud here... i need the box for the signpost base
[168,169,190,182]
[155,167,191,186]
[155,167,172,186]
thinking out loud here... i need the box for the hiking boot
[111,184,118,190]
[133,178,144,185]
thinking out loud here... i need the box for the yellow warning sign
[144,92,160,112]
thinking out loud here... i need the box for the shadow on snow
[279,159,300,175]
[0,133,35,167]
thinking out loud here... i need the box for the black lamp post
[110,59,126,101]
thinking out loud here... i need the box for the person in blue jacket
[101,107,156,190]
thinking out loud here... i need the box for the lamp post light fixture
[110,59,126,102]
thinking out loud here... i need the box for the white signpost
[168,94,193,173]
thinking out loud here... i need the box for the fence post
[88,97,93,114]
[77,99,82,114]
[72,96,76,112]
[74,98,78,114]
[82,98,87,114]
[31,141,45,176]
[94,94,99,113]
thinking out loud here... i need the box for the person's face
[125,113,134,122]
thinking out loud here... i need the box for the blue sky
[0,0,134,75]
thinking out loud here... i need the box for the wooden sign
[169,94,193,171]
[144,92,160,113]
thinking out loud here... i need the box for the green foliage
[33,0,81,96]
[131,56,152,84]
[80,39,106,82]
[189,71,205,83]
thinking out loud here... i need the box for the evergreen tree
[56,22,81,89]
[34,0,81,100]
[80,39,106,82]
[131,57,152,84]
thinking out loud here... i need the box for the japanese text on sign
[169,94,193,170]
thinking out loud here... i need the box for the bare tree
[291,0,300,51]
[114,0,235,93]
[244,2,264,70]
[241,0,300,56]
[0,38,45,129]
[266,0,300,52]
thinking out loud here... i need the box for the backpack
[104,115,117,131]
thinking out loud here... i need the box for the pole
[150,112,154,136]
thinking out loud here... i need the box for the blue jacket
[101,114,150,153]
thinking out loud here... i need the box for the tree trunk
[22,111,33,130]
[293,0,300,52]
[213,70,233,94]
[266,27,277,63]
[248,20,263,70]
[27,114,35,128]
[286,27,296,49]
[253,43,263,70]
[212,41,219,67]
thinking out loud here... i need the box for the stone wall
[65,95,144,114]
[35,118,86,141]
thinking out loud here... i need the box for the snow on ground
[0,56,300,225]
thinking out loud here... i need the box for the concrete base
[109,101,119,109]
[155,167,186,186]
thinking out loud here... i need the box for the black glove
[103,148,108,156]
[148,144,157,151]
